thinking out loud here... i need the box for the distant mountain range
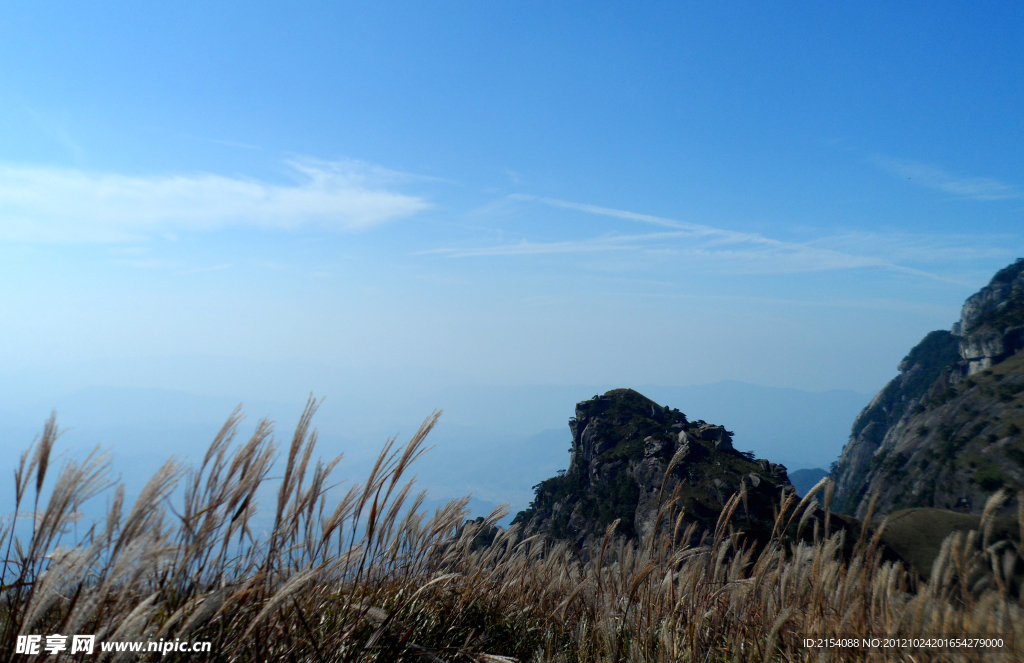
[0,380,868,521]
[789,468,827,496]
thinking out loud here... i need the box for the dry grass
[1,400,1022,662]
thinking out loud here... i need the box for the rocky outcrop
[953,259,1024,375]
[832,259,1024,517]
[513,389,792,548]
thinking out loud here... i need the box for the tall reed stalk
[1,403,1020,661]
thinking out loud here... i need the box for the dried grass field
[1,400,1021,662]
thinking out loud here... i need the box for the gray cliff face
[514,389,791,548]
[833,259,1024,517]
[953,259,1024,375]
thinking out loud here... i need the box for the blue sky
[1,1,1023,411]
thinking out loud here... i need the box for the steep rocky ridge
[954,259,1024,374]
[512,389,792,547]
[833,259,1024,516]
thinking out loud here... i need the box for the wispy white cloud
[26,107,85,160]
[0,159,430,242]
[178,264,232,275]
[427,196,969,282]
[503,168,523,185]
[419,230,693,257]
[664,293,959,318]
[113,258,180,270]
[516,195,696,230]
[106,245,151,256]
[182,133,263,151]
[807,231,1015,264]
[876,157,1022,201]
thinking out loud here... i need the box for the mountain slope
[833,259,1024,516]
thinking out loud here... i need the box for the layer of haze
[1,2,1023,516]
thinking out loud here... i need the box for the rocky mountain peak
[953,258,1024,375]
[514,389,792,547]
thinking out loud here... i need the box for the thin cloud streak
[516,195,691,230]
[418,230,697,257]
[876,157,1022,201]
[807,231,1016,264]
[430,196,961,282]
[178,264,232,275]
[113,258,180,270]
[614,284,957,315]
[181,132,264,151]
[0,159,430,243]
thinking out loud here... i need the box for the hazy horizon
[0,376,870,524]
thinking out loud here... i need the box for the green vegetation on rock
[514,388,791,547]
